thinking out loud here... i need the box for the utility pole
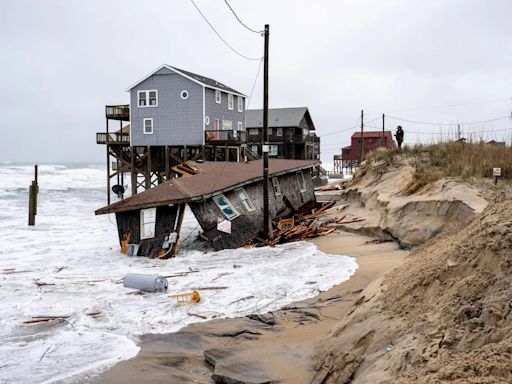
[262,24,272,240]
[457,124,461,141]
[382,113,385,147]
[359,109,364,162]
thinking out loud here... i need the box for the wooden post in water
[28,164,38,226]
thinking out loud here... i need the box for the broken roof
[245,107,315,130]
[126,64,246,97]
[96,159,318,215]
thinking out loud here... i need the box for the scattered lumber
[187,312,207,319]
[24,315,70,324]
[252,201,365,246]
[310,363,332,384]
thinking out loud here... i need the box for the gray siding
[130,70,203,146]
[189,168,315,250]
[204,88,245,131]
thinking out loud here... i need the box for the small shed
[95,159,319,256]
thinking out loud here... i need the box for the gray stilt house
[95,159,318,256]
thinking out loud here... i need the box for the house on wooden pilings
[333,130,396,175]
[95,159,319,257]
[245,107,320,161]
[96,64,254,204]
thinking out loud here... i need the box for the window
[215,90,221,104]
[251,145,258,155]
[248,128,259,136]
[180,90,189,100]
[228,94,234,110]
[205,116,210,125]
[238,96,243,112]
[276,128,283,137]
[297,171,306,192]
[213,194,239,220]
[138,90,158,107]
[222,119,232,130]
[269,128,273,136]
[143,118,153,134]
[272,177,281,195]
[237,121,243,131]
[303,128,309,136]
[235,188,255,212]
[269,145,278,156]
[213,118,220,130]
[140,208,156,239]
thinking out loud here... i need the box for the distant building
[333,130,395,174]
[245,107,320,160]
[95,159,318,256]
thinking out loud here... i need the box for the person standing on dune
[395,126,404,150]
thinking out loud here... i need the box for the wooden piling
[28,165,38,226]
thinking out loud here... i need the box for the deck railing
[96,132,130,145]
[205,130,247,144]
[105,105,130,120]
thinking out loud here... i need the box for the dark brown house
[95,159,318,256]
[245,107,320,160]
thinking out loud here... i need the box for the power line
[246,58,264,109]
[386,115,509,126]
[189,0,262,61]
[383,97,511,113]
[223,0,263,34]
[365,124,511,135]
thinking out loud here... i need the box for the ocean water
[0,163,358,383]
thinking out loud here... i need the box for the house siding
[189,168,315,250]
[204,88,245,131]
[130,70,203,146]
[115,204,181,258]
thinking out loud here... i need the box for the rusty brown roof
[95,159,318,215]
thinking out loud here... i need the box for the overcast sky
[1,0,512,167]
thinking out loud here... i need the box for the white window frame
[180,90,189,100]
[228,93,234,110]
[251,145,258,155]
[140,207,157,239]
[237,121,243,131]
[272,177,281,196]
[213,193,240,220]
[238,96,243,112]
[297,171,307,192]
[138,90,158,107]
[222,119,232,130]
[248,128,259,136]
[276,128,283,137]
[143,118,153,135]
[205,116,210,126]
[235,187,255,212]
[269,145,278,156]
[215,90,221,104]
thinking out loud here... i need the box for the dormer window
[238,96,243,112]
[215,90,221,104]
[228,94,234,110]
[138,90,158,107]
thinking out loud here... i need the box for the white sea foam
[0,164,358,383]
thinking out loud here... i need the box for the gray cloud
[1,0,511,167]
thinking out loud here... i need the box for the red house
[341,131,395,160]
[333,131,395,174]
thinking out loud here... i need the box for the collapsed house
[95,159,318,257]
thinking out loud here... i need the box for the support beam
[165,146,170,180]
[145,146,151,189]
[131,146,137,195]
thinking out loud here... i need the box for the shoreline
[91,230,408,384]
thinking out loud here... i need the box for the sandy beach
[92,230,408,383]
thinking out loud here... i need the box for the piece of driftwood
[212,272,233,281]
[24,315,70,324]
[310,363,332,384]
[188,286,228,291]
[229,295,255,305]
[187,312,207,319]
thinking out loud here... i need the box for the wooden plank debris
[250,201,365,246]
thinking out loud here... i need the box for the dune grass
[365,141,512,193]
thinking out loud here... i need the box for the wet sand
[91,230,407,383]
